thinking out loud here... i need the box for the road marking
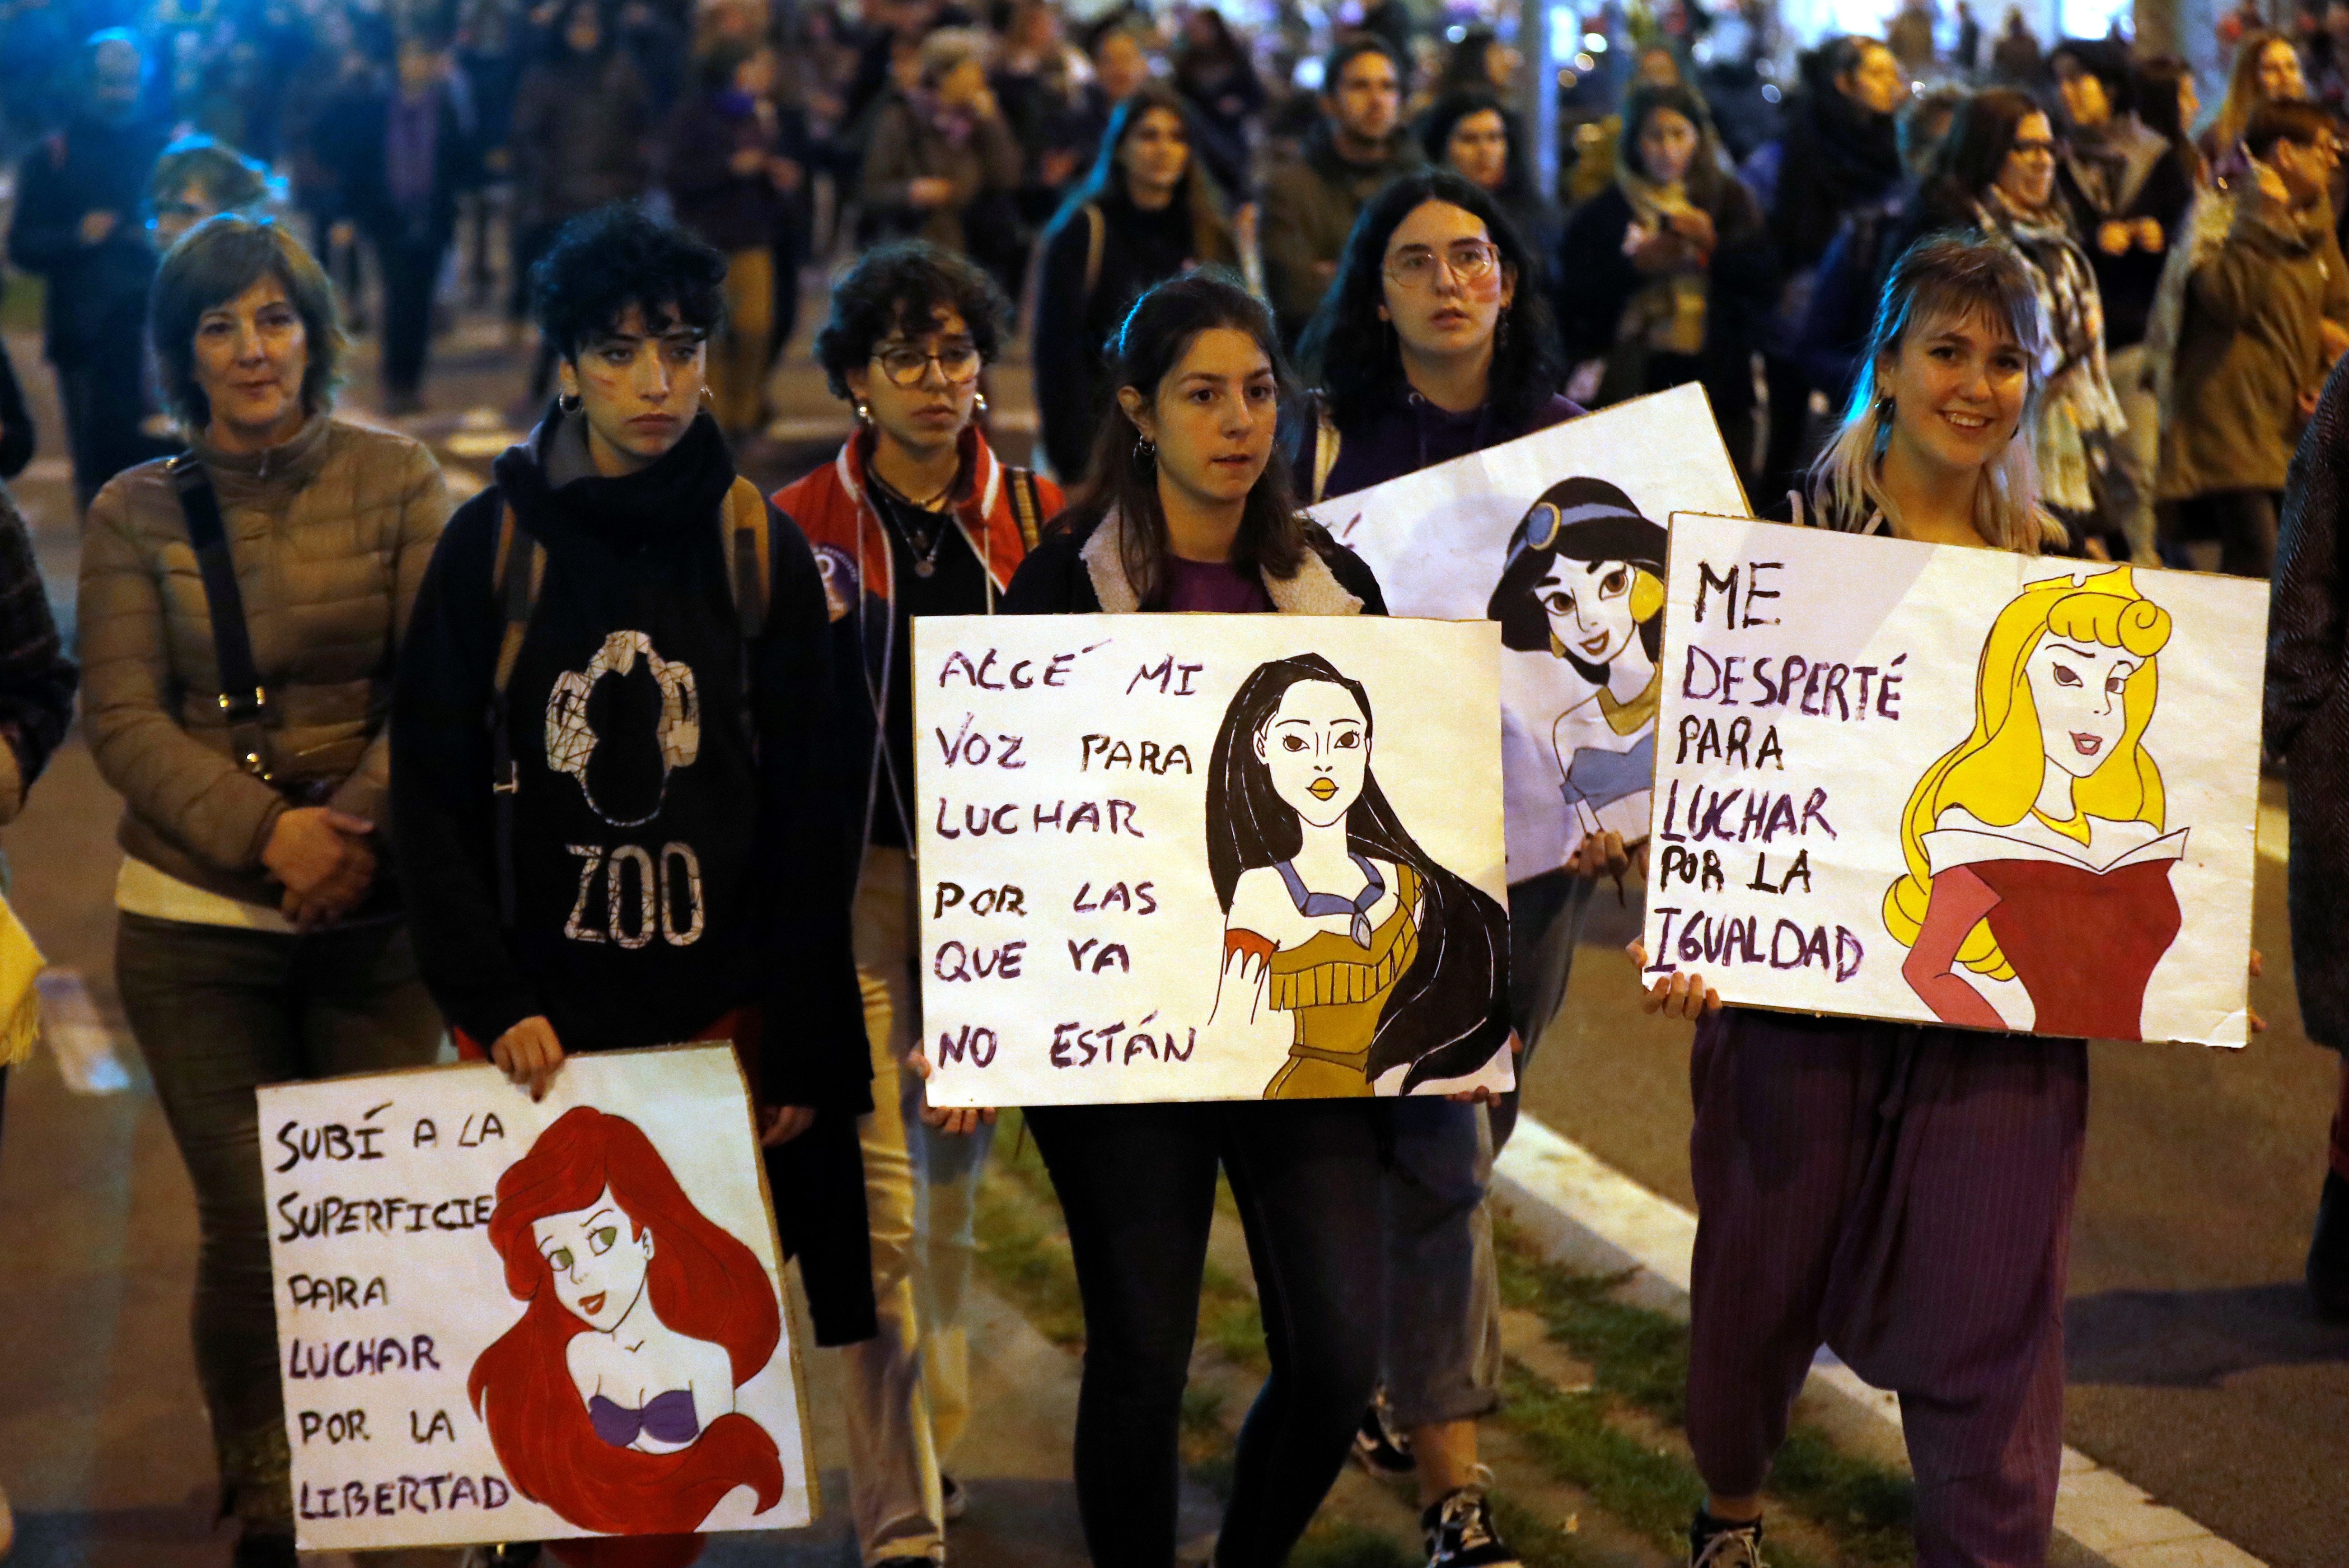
[33,971,132,1095]
[1492,1115,2271,1568]
[2257,802,2288,867]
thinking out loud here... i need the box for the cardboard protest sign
[260,1043,813,1550]
[1640,513,2266,1045]
[913,614,1511,1106]
[1307,383,1749,882]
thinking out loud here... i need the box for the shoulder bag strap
[168,454,273,780]
[489,501,544,928]
[723,476,772,759]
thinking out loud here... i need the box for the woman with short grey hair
[76,214,448,1566]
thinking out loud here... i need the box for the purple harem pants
[1685,1008,2088,1568]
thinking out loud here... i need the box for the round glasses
[1382,239,1501,289]
[873,341,983,386]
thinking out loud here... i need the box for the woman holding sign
[1651,233,2093,1568]
[979,272,1399,1568]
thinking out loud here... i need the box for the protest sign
[1640,513,2266,1045]
[913,613,1511,1106]
[260,1043,813,1550]
[1308,382,1749,881]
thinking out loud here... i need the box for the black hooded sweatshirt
[391,408,866,1108]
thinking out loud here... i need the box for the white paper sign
[1641,514,2267,1045]
[1307,383,1749,882]
[261,1044,814,1550]
[913,614,1513,1105]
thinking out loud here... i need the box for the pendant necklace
[874,472,956,577]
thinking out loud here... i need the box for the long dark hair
[1921,86,2039,223]
[1043,83,1236,267]
[1063,270,1308,605]
[1419,88,1540,207]
[1296,169,1564,433]
[1485,479,1666,683]
[2134,55,2206,184]
[1618,83,1727,204]
[1206,653,1511,1091]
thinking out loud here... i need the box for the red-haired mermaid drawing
[1884,565,2185,1041]
[468,1106,785,1535]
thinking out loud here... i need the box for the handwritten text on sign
[262,1045,813,1550]
[915,614,1513,1105]
[1642,514,2265,1045]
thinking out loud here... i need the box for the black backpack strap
[168,453,273,780]
[722,477,771,758]
[1006,465,1044,552]
[489,502,543,927]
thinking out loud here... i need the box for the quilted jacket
[77,415,450,906]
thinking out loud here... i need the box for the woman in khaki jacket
[74,215,448,1567]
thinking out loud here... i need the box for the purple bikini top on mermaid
[589,1389,700,1447]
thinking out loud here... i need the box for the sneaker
[1687,1510,1764,1568]
[1421,1483,1520,1568]
[941,1472,968,1522]
[1351,1397,1415,1477]
[2311,1169,2349,1321]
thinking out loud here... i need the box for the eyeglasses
[873,340,983,386]
[2009,137,2057,157]
[1382,239,1501,289]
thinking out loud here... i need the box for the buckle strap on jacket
[167,453,274,782]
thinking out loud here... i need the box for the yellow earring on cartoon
[1629,569,1665,623]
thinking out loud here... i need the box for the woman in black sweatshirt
[388,204,876,1347]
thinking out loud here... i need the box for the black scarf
[493,403,737,549]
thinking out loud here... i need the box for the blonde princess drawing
[1885,566,2184,1041]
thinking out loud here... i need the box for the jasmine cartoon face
[1254,679,1370,829]
[533,1185,654,1332]
[2025,635,2139,779]
[1534,557,1639,668]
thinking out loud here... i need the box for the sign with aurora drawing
[913,614,1512,1105]
[1642,513,2267,1045]
[261,1044,814,1549]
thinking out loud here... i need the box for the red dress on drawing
[1922,808,2189,1042]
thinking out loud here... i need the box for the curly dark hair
[529,202,728,362]
[811,241,1011,400]
[1295,168,1564,433]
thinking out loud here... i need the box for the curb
[1491,1115,2270,1568]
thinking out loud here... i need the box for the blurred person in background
[1056,19,1157,199]
[1171,5,1263,200]
[1755,35,1904,509]
[777,241,1058,1563]
[2136,56,2209,191]
[859,27,1025,290]
[1435,25,1517,97]
[2206,28,2308,173]
[1559,83,1775,483]
[2051,39,2194,561]
[991,0,1087,226]
[456,0,528,307]
[324,30,480,415]
[667,34,808,441]
[510,0,655,393]
[79,215,449,1568]
[147,135,283,251]
[1033,82,1238,481]
[1419,89,1558,297]
[1928,88,2136,555]
[2160,100,2349,576]
[1259,33,1423,346]
[1991,4,2043,81]
[10,28,171,510]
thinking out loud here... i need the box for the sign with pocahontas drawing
[1640,513,2267,1045]
[913,614,1513,1105]
[260,1044,814,1550]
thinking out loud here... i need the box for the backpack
[483,475,771,924]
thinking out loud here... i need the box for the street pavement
[0,277,2344,1568]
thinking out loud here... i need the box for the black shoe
[1350,1396,1414,1476]
[231,1533,297,1568]
[1422,1483,1521,1568]
[2312,1169,2349,1321]
[1687,1509,1764,1567]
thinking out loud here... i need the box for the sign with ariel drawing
[258,1044,814,1550]
[1641,513,2267,1045]
[1304,382,1750,880]
[913,614,1512,1105]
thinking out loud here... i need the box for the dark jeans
[374,228,451,398]
[1024,1099,1384,1568]
[115,912,443,1529]
[2176,488,2280,579]
[56,331,167,511]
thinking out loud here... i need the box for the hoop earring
[1133,434,1156,469]
[557,391,582,414]
[1876,394,1895,425]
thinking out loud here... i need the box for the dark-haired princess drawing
[468,1105,786,1536]
[1485,478,1668,862]
[1885,566,2186,1041]
[1203,653,1511,1097]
